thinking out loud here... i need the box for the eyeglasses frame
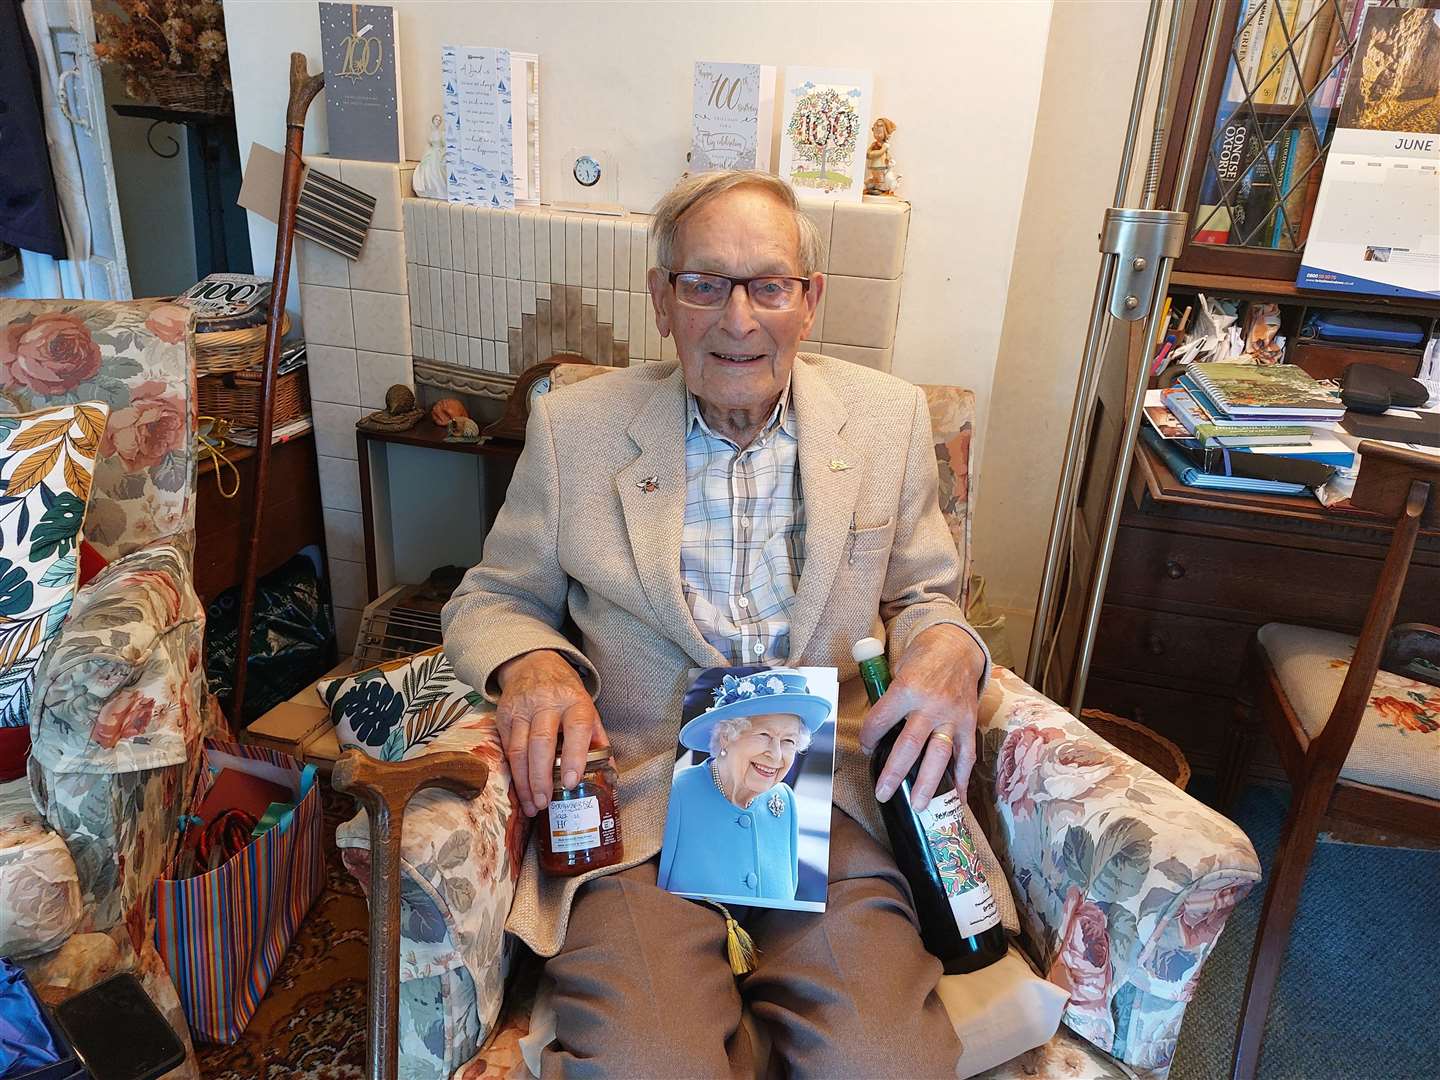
[664,270,814,311]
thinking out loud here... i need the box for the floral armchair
[333,374,1262,1080]
[0,298,213,1071]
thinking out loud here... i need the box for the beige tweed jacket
[441,353,990,957]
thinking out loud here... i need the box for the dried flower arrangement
[95,0,232,112]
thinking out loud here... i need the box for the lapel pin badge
[636,475,660,492]
[828,458,851,472]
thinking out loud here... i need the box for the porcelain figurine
[864,117,898,196]
[413,115,448,199]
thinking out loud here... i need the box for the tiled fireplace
[294,157,913,649]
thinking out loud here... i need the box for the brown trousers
[541,811,962,1079]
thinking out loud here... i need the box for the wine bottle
[853,636,1007,974]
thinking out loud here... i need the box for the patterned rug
[196,785,369,1079]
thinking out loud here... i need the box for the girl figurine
[413,115,448,199]
[865,117,898,196]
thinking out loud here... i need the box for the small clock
[572,154,603,188]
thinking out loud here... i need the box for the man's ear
[647,267,673,338]
[798,273,826,341]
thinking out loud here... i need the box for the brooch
[828,459,851,472]
[636,475,660,492]
[768,791,785,818]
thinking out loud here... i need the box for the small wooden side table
[242,659,356,770]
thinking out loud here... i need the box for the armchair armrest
[973,668,1260,1079]
[27,544,208,931]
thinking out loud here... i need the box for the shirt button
[737,597,749,608]
[737,815,752,829]
[744,872,758,888]
[741,517,751,528]
[753,643,764,655]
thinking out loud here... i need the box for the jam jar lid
[550,746,613,775]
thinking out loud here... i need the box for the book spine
[1271,130,1299,247]
[1227,0,1259,101]
[1275,0,1316,105]
[1237,0,1274,98]
[1253,0,1299,105]
[1298,0,1338,99]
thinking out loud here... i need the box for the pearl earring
[720,750,727,757]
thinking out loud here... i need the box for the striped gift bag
[153,740,325,1043]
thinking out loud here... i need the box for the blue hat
[678,669,832,752]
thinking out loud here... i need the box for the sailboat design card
[778,67,872,202]
[441,45,515,208]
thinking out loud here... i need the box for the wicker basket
[146,72,231,115]
[1080,709,1191,790]
[198,367,310,430]
[195,313,290,376]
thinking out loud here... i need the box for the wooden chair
[1220,441,1440,1080]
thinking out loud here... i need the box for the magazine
[659,666,837,913]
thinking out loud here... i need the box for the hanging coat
[0,0,67,259]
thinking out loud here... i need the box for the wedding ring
[930,729,955,747]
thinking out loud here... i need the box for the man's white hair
[709,713,813,759]
[651,170,825,276]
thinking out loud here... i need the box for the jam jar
[538,746,623,876]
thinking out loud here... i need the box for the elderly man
[442,170,990,1078]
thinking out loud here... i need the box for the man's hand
[494,650,607,817]
[858,624,986,812]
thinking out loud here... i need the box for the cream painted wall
[224,0,1053,396]
[971,0,1156,664]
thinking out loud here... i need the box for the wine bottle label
[916,789,1001,936]
[548,795,602,852]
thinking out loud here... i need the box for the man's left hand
[858,624,987,812]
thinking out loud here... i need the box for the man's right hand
[494,649,606,817]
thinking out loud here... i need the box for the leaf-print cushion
[1258,622,1440,800]
[0,299,197,563]
[0,402,108,730]
[319,646,488,762]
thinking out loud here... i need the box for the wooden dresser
[1082,441,1440,780]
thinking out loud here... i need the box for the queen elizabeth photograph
[658,666,837,911]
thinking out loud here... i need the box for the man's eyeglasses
[666,271,811,312]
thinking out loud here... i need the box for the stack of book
[1142,362,1349,497]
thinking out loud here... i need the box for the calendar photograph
[1297,7,1440,301]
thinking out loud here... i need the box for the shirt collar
[686,381,796,448]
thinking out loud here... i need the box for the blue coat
[657,762,799,901]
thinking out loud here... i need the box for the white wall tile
[520,214,537,280]
[596,289,613,325]
[505,210,522,279]
[565,216,582,286]
[629,293,648,358]
[424,202,440,269]
[612,288,629,341]
[629,221,647,292]
[438,205,455,270]
[801,201,835,267]
[581,217,598,287]
[535,213,551,281]
[426,267,443,330]
[404,200,428,266]
[597,218,614,290]
[818,342,893,372]
[478,275,495,339]
[482,339,495,371]
[304,154,342,179]
[329,557,369,610]
[461,205,478,274]
[442,271,459,333]
[581,287,597,308]
[821,275,903,349]
[318,454,362,512]
[466,274,482,338]
[491,272,507,340]
[490,211,506,276]
[299,284,355,348]
[323,507,365,563]
[474,206,493,274]
[613,223,630,291]
[536,280,551,301]
[357,350,414,410]
[335,606,362,656]
[306,343,360,405]
[298,237,348,287]
[549,215,565,284]
[340,159,405,231]
[522,280,537,316]
[352,290,412,355]
[829,200,909,279]
[468,336,485,368]
[508,279,523,329]
[645,305,661,360]
[495,339,509,371]
[350,228,407,293]
[312,401,362,459]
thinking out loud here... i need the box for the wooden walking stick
[230,53,325,735]
[332,751,491,1080]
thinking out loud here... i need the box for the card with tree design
[778,68,873,202]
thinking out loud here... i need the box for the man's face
[647,187,824,415]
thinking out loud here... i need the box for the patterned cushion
[319,646,487,761]
[0,299,198,561]
[0,776,82,958]
[921,384,975,612]
[1258,623,1440,800]
[0,402,108,729]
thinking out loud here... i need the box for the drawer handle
[1146,634,1166,656]
[1165,559,1186,579]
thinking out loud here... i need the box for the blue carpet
[1171,783,1440,1080]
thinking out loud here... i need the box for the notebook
[1186,363,1344,419]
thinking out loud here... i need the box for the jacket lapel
[615,366,727,668]
[787,361,862,663]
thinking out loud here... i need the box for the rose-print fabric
[0,776,83,957]
[0,299,198,562]
[974,667,1261,1078]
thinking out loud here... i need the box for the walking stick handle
[288,53,325,126]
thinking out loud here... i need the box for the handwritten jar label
[547,795,602,853]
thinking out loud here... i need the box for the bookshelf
[1159,0,1395,282]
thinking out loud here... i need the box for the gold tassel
[196,416,241,499]
[696,899,757,976]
